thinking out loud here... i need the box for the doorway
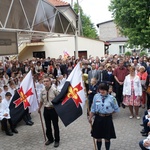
[33,51,45,59]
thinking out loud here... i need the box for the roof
[47,0,69,6]
[107,37,128,42]
[97,20,114,27]
[105,42,111,46]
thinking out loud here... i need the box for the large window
[119,45,125,54]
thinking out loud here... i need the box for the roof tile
[47,0,69,6]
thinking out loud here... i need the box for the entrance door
[74,51,87,59]
[33,51,45,59]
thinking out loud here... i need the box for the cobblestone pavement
[0,106,146,150]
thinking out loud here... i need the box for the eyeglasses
[43,80,50,82]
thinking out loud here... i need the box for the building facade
[18,36,104,61]
[97,20,133,55]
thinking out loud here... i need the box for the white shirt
[57,78,66,92]
[123,75,142,96]
[0,98,11,120]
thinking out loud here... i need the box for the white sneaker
[129,115,134,119]
[136,116,140,120]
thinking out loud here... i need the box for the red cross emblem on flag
[13,87,33,109]
[62,82,83,107]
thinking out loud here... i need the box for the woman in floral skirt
[123,66,142,119]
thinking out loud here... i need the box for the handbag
[146,86,150,94]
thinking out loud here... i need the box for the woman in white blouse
[123,66,142,119]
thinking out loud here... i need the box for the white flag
[19,70,38,112]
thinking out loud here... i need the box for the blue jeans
[139,140,148,150]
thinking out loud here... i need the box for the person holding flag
[89,83,120,150]
[52,62,86,127]
[9,70,39,127]
[38,76,60,147]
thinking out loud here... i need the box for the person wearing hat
[89,83,120,150]
[0,92,18,136]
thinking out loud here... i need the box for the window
[119,45,125,54]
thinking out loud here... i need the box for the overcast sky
[64,0,113,26]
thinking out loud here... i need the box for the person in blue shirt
[89,83,120,150]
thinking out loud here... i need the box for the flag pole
[88,107,97,150]
[86,98,96,150]
[33,77,47,142]
[80,62,97,150]
[38,111,47,142]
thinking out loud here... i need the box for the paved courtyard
[0,106,146,150]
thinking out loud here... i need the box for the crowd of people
[0,52,150,149]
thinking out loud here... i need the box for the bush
[140,51,148,57]
[125,51,132,56]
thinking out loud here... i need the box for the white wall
[44,37,74,58]
[19,46,45,60]
[19,36,104,61]
[108,42,132,55]
[77,37,104,58]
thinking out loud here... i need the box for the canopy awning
[0,0,76,41]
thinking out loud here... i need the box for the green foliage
[139,51,148,57]
[125,51,132,56]
[73,3,98,39]
[109,0,150,48]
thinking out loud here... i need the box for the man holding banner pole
[38,76,60,148]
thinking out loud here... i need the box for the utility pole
[74,0,81,59]
[71,0,73,7]
[77,0,80,36]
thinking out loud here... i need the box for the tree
[109,0,150,49]
[125,51,132,56]
[73,3,98,39]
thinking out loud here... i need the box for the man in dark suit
[82,63,91,75]
[60,60,68,77]
[97,64,107,84]
[88,63,99,87]
[53,64,63,79]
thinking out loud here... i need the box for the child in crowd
[140,110,150,137]
[88,78,98,112]
[139,132,150,149]
[108,85,116,97]
[0,93,18,136]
